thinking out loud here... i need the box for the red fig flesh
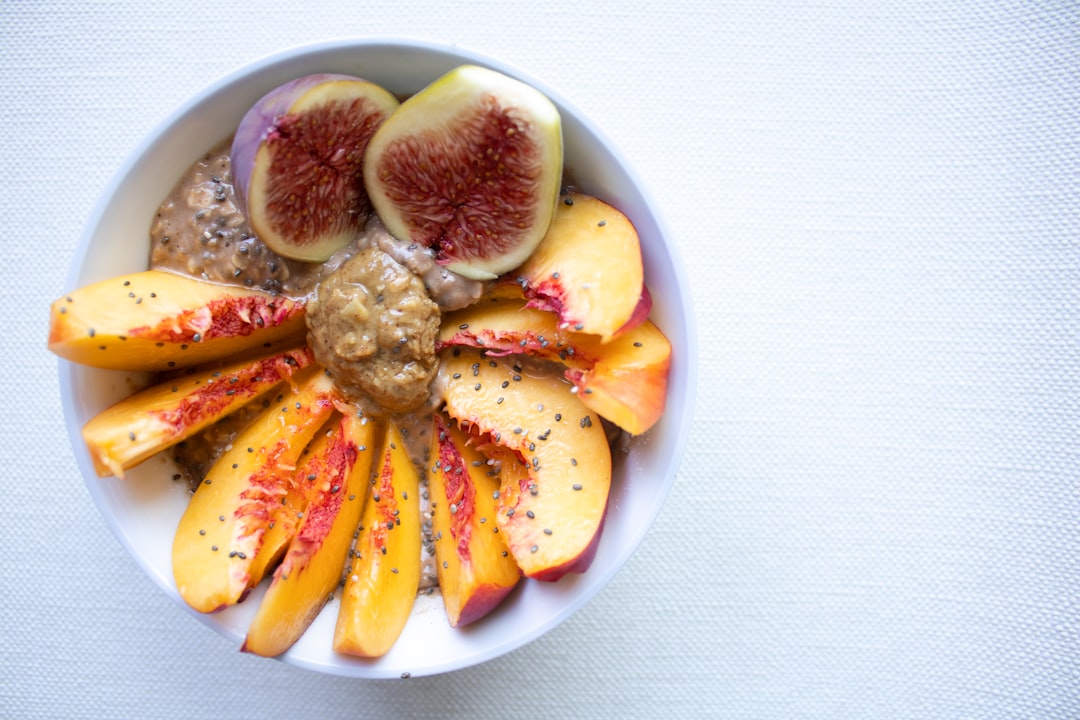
[231,74,399,262]
[363,65,563,280]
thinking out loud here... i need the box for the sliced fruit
[48,269,306,371]
[615,285,654,337]
[429,413,520,627]
[171,367,337,614]
[515,191,645,341]
[364,64,563,280]
[333,422,421,657]
[438,348,611,581]
[81,347,314,478]
[242,413,379,657]
[486,445,590,581]
[245,406,348,586]
[560,320,670,436]
[232,74,400,262]
[438,293,671,435]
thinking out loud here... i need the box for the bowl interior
[60,38,696,678]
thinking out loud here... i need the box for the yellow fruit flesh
[438,348,611,581]
[81,347,314,478]
[430,414,520,627]
[243,414,379,657]
[516,192,644,342]
[171,368,337,614]
[561,320,671,435]
[439,295,671,434]
[48,269,306,371]
[333,423,421,657]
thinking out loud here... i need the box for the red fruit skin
[439,349,612,584]
[613,285,653,337]
[434,415,478,561]
[523,284,652,340]
[527,507,608,583]
[436,290,670,435]
[429,413,521,627]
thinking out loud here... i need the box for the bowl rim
[59,36,698,677]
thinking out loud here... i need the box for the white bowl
[59,38,697,678]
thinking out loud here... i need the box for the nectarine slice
[247,403,360,585]
[242,413,379,657]
[438,348,611,581]
[429,413,520,627]
[514,191,644,342]
[81,347,315,478]
[172,367,337,614]
[439,294,671,434]
[333,422,421,658]
[48,269,306,371]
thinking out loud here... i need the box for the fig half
[363,65,563,280]
[231,74,400,262]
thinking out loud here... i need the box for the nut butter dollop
[306,245,441,414]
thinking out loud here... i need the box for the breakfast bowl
[56,38,696,678]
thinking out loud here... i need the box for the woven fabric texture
[3,1,1077,718]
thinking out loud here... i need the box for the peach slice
[438,348,611,581]
[171,367,337,614]
[429,413,520,627]
[246,433,320,586]
[242,413,379,657]
[514,191,644,342]
[560,320,670,435]
[81,347,315,478]
[48,269,306,371]
[333,422,421,658]
[439,294,671,435]
[245,471,307,587]
[245,406,366,590]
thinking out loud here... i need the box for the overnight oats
[47,63,672,659]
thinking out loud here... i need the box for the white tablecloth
[4,1,1077,718]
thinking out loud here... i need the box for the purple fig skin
[230,73,366,214]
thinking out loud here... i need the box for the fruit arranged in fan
[82,347,314,478]
[439,347,611,582]
[438,287,670,435]
[171,367,338,614]
[243,413,378,657]
[47,64,673,660]
[515,191,648,341]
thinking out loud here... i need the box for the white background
[3,1,1078,718]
